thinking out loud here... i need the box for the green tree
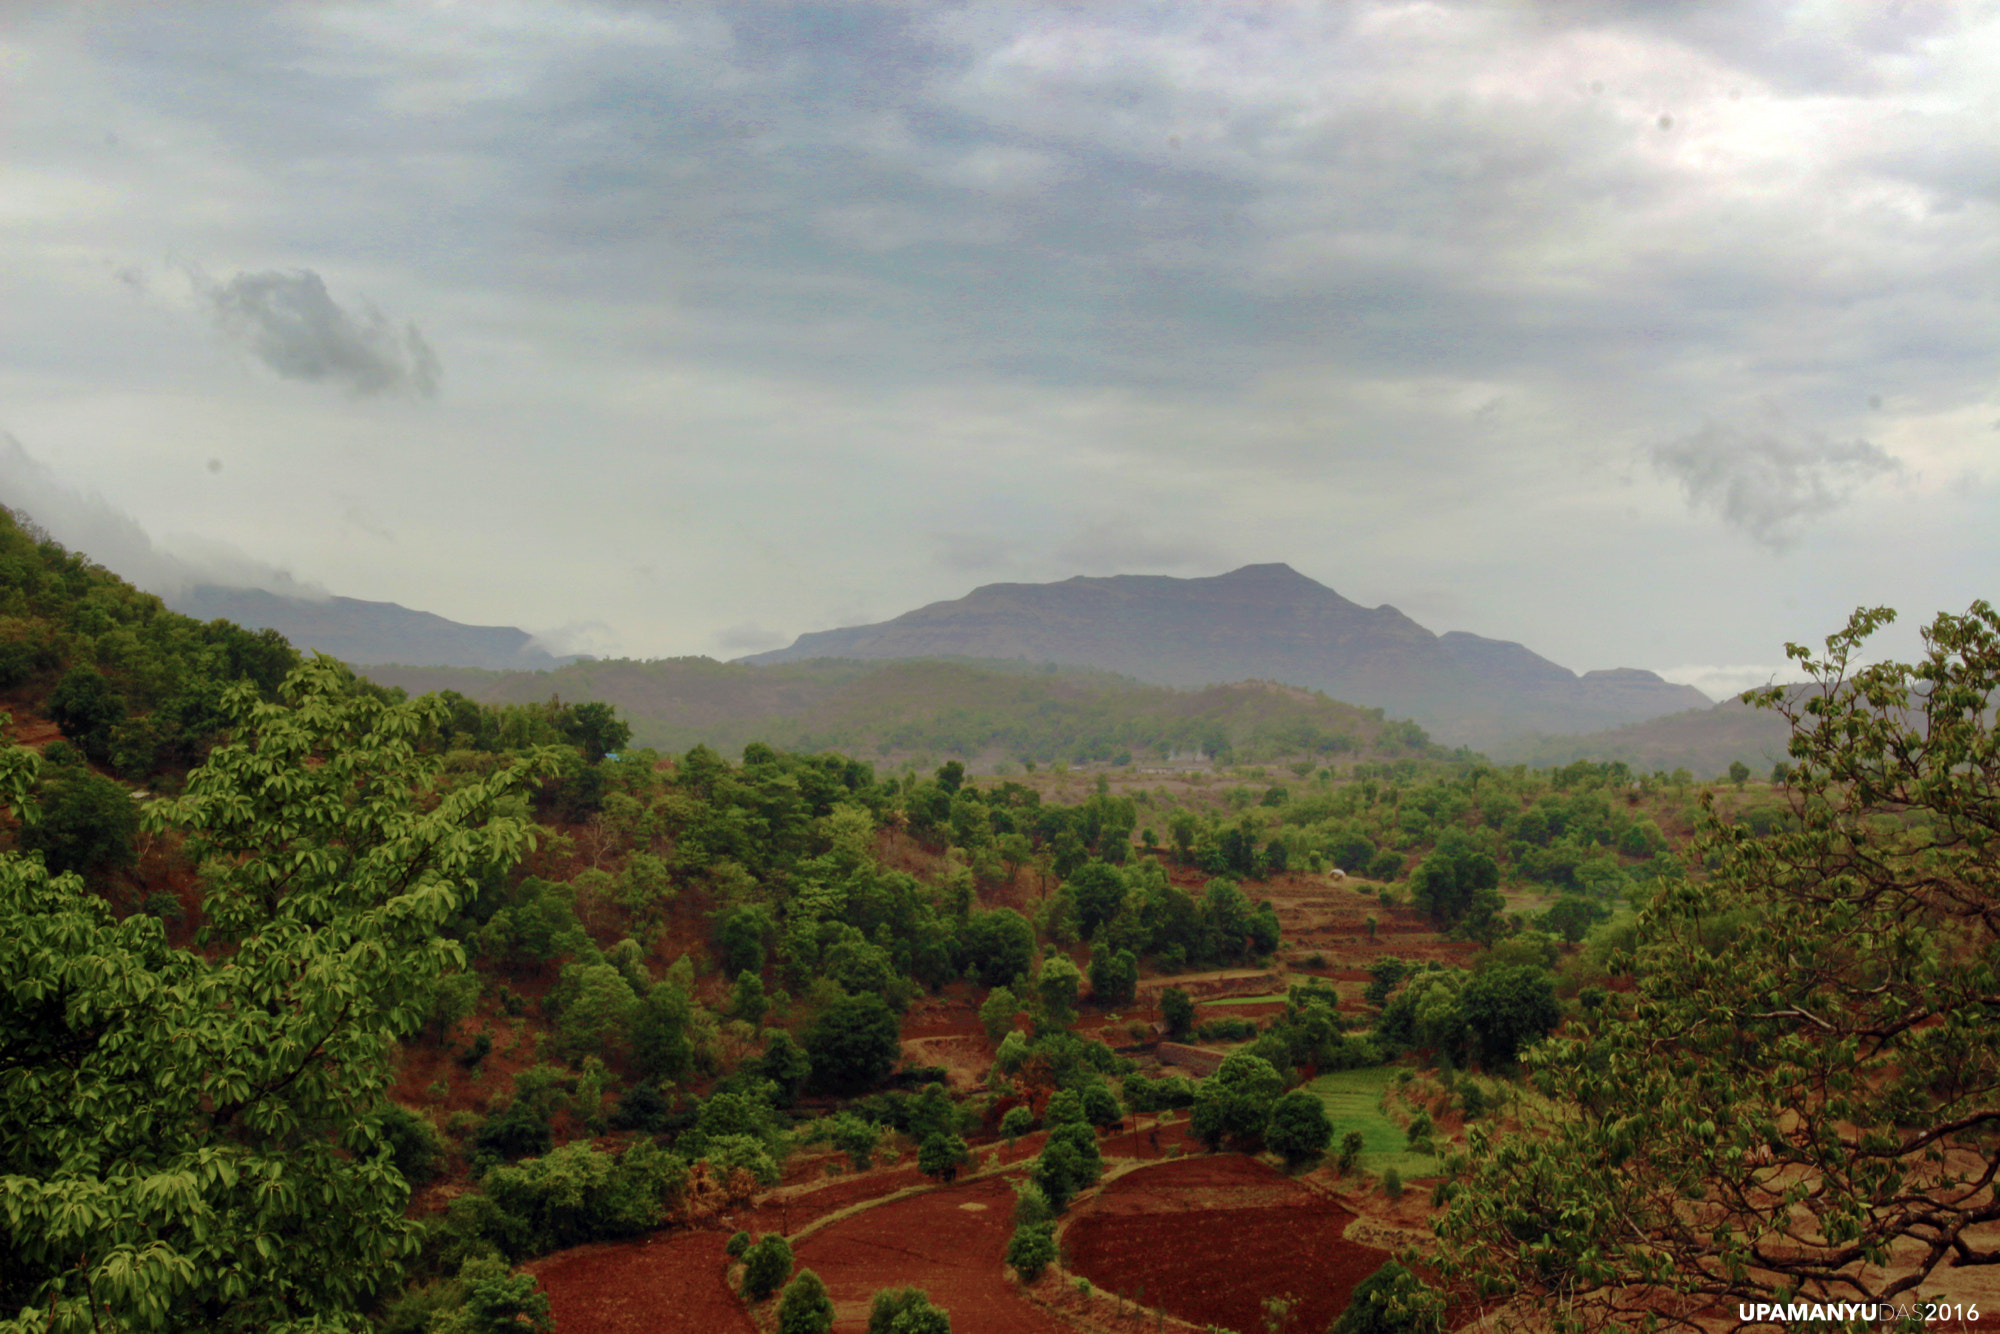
[777,1269,835,1334]
[17,761,139,881]
[1087,943,1138,1009]
[1439,604,2000,1327]
[1190,1052,1286,1150]
[1456,964,1560,1068]
[868,1287,952,1334]
[918,1132,971,1183]
[1036,953,1082,1029]
[741,1233,795,1301]
[999,1105,1035,1148]
[1336,1129,1365,1173]
[978,985,1019,1043]
[959,908,1035,988]
[0,660,549,1330]
[630,979,697,1084]
[1264,1089,1333,1170]
[1160,986,1194,1040]
[44,663,124,761]
[804,992,901,1093]
[560,700,631,762]
[1726,757,1751,789]
[1329,1261,1443,1334]
[432,1256,556,1334]
[1005,1223,1056,1282]
[1066,860,1127,939]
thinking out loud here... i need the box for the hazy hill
[358,655,1430,767]
[167,586,584,672]
[739,563,1710,750]
[1485,691,1799,776]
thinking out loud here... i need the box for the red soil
[794,1173,1073,1334]
[1064,1156,1391,1334]
[527,1230,754,1334]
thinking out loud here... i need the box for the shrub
[479,1141,687,1258]
[371,1104,447,1187]
[726,1230,751,1258]
[1382,1167,1404,1198]
[472,1100,553,1166]
[1329,1261,1444,1334]
[868,1287,952,1334]
[999,1105,1036,1142]
[1337,1129,1366,1173]
[777,1269,835,1334]
[918,1132,971,1184]
[741,1233,795,1300]
[1006,1223,1057,1283]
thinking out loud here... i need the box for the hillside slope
[740,564,1708,749]
[358,655,1430,766]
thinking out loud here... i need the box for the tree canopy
[0,659,549,1331]
[1438,604,2000,1328]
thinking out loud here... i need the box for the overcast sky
[4,1,1995,698]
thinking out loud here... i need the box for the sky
[3,0,1995,700]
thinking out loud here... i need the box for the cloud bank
[0,434,323,600]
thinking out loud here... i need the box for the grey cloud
[1650,417,1901,551]
[201,269,440,399]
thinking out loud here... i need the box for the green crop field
[1308,1066,1440,1179]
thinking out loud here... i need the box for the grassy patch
[1200,993,1290,1007]
[1308,1066,1439,1179]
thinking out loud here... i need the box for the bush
[726,1230,751,1258]
[431,1256,556,1334]
[804,993,902,1094]
[472,1100,553,1166]
[1264,1089,1333,1170]
[371,1103,447,1187]
[918,1132,971,1184]
[1337,1129,1366,1173]
[1329,1260,1444,1334]
[999,1105,1036,1142]
[1006,1222,1057,1283]
[868,1287,952,1334]
[1382,1166,1403,1198]
[479,1141,687,1258]
[1080,1083,1122,1129]
[1160,987,1194,1040]
[741,1233,795,1300]
[777,1269,835,1334]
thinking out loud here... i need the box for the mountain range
[741,563,1710,750]
[166,586,585,672]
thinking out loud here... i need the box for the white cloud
[199,269,441,399]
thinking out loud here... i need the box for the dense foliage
[1439,604,2000,1328]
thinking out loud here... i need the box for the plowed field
[1064,1156,1390,1333]
[794,1173,1072,1334]
[527,1230,753,1334]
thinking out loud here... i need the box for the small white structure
[1328,868,1347,880]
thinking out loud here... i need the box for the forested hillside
[8,508,1992,1334]
[361,655,1442,770]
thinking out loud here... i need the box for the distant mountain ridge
[740,563,1710,749]
[167,586,585,672]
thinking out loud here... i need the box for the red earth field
[527,1230,754,1334]
[1063,1155,1391,1334]
[795,1172,1073,1334]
